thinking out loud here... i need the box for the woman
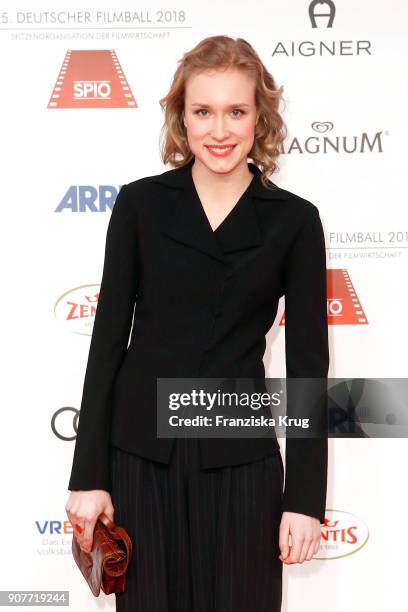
[66,35,329,612]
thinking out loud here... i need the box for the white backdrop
[0,0,406,610]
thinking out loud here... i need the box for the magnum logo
[47,49,137,109]
[282,122,385,155]
[280,269,368,325]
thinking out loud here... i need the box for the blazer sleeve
[282,205,329,525]
[67,183,139,492]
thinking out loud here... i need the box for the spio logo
[280,269,368,326]
[74,80,111,99]
[316,509,369,559]
[54,284,100,335]
[327,269,368,325]
[48,49,137,109]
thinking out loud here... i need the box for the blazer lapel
[152,158,224,262]
[151,157,283,263]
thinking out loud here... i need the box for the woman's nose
[210,117,230,139]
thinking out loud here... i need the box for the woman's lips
[205,144,236,158]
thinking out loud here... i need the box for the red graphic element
[47,50,137,109]
[279,269,368,326]
[65,292,99,321]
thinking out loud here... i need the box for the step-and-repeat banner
[1,1,406,610]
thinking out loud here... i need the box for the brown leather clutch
[71,511,133,596]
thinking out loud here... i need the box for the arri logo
[55,184,123,213]
[280,269,368,325]
[47,49,137,108]
[54,284,100,335]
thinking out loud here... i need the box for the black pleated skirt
[109,437,284,612]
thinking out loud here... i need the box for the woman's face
[183,66,258,174]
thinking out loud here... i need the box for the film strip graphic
[279,269,368,326]
[47,50,137,109]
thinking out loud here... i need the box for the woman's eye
[194,109,245,117]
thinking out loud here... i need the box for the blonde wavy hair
[158,35,287,188]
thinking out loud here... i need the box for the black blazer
[67,157,329,524]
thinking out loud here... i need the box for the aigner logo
[309,0,336,28]
[272,2,373,57]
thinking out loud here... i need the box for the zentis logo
[55,285,100,335]
[315,509,369,559]
[47,49,137,108]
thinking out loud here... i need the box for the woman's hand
[65,490,114,553]
[278,511,321,564]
